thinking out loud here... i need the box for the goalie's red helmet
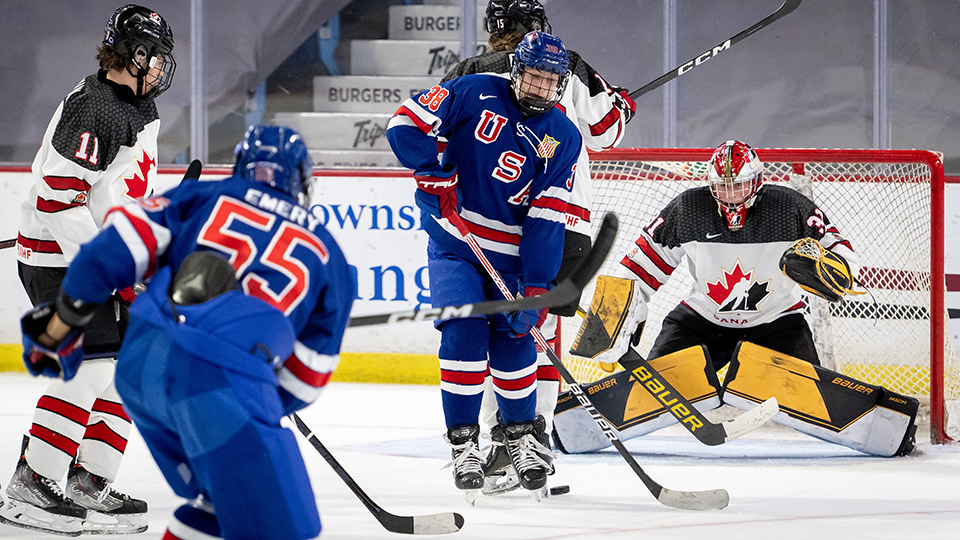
[707,140,764,230]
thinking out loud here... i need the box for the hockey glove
[21,302,85,380]
[506,280,551,337]
[611,86,637,124]
[414,170,458,195]
[570,275,647,363]
[779,238,862,302]
[414,186,462,220]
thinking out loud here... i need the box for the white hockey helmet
[707,140,764,230]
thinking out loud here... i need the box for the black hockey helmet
[484,0,551,35]
[103,4,176,99]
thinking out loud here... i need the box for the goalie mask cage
[562,148,957,444]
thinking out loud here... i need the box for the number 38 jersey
[60,175,356,407]
[18,71,161,267]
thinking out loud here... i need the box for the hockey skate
[66,463,148,534]
[502,418,554,494]
[442,425,485,502]
[0,440,87,536]
[483,415,553,497]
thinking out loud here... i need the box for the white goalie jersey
[616,184,859,328]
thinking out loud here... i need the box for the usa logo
[537,135,559,158]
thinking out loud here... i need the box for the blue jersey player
[387,31,581,495]
[19,125,354,539]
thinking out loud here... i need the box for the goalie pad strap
[553,346,719,453]
[570,275,647,363]
[722,341,918,456]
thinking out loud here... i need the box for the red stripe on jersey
[92,398,131,422]
[36,395,90,426]
[17,234,62,254]
[29,424,79,457]
[83,421,128,453]
[555,103,566,114]
[43,175,91,192]
[467,221,521,246]
[493,372,537,391]
[161,532,184,540]
[109,206,159,277]
[566,203,590,222]
[589,107,622,138]
[785,301,804,312]
[636,237,675,276]
[283,354,331,389]
[620,256,663,291]
[36,197,84,213]
[531,195,567,213]
[440,369,487,386]
[395,106,433,134]
[536,365,560,382]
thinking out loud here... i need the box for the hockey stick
[446,213,728,511]
[0,160,204,252]
[629,0,802,99]
[290,413,465,535]
[618,347,779,445]
[347,213,617,328]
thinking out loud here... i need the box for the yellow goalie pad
[570,275,644,361]
[553,346,720,453]
[721,342,919,456]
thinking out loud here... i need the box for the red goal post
[564,148,956,444]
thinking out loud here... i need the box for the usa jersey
[18,71,160,267]
[387,73,582,287]
[616,185,859,328]
[443,50,629,237]
[60,176,356,409]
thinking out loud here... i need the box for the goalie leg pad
[552,346,720,453]
[722,341,919,457]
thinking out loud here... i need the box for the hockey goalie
[557,140,918,457]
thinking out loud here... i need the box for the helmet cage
[510,31,570,116]
[234,125,313,204]
[104,5,176,99]
[707,140,764,231]
[484,0,551,35]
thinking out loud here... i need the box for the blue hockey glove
[506,280,551,337]
[21,302,85,380]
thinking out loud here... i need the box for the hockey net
[560,148,958,444]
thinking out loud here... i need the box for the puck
[549,485,570,496]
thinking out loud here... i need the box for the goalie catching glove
[570,275,647,363]
[779,238,861,302]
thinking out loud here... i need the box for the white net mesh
[559,148,958,443]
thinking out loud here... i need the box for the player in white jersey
[559,140,918,458]
[442,0,636,495]
[2,4,175,535]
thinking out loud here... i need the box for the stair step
[272,112,393,151]
[388,5,484,41]
[351,40,488,77]
[313,75,438,113]
[309,149,401,169]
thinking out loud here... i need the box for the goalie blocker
[554,342,918,457]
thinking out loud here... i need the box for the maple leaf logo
[705,261,771,313]
[122,149,155,200]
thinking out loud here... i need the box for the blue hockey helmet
[234,125,313,202]
[510,31,570,116]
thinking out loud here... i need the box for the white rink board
[1,168,960,358]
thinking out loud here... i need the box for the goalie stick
[618,347,779,446]
[446,213,728,511]
[290,413,464,535]
[629,0,802,99]
[0,160,203,252]
[347,212,617,328]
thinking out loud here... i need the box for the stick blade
[721,396,779,442]
[411,512,465,535]
[658,487,730,511]
[183,159,202,181]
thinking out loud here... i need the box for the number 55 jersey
[60,175,356,411]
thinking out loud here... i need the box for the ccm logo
[631,365,704,430]
[388,305,472,323]
[677,40,731,75]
